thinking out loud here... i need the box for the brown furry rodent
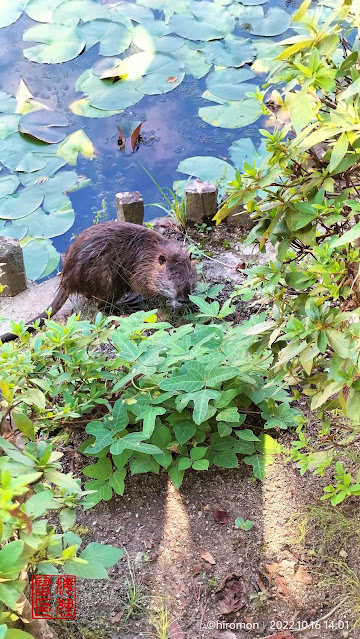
[1,221,197,343]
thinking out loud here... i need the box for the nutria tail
[0,287,68,344]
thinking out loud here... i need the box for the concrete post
[115,191,144,225]
[0,237,27,297]
[185,180,218,224]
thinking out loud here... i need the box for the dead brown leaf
[213,506,229,524]
[192,562,203,576]
[295,567,313,584]
[110,611,123,624]
[216,573,248,614]
[200,548,216,565]
[167,76,177,83]
[274,574,291,599]
[168,620,185,639]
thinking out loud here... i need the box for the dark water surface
[0,0,297,256]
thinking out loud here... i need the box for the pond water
[0,0,298,279]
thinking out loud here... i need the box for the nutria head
[129,241,197,307]
[153,247,197,307]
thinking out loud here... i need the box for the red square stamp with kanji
[32,575,76,619]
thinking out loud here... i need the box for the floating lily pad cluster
[0,81,94,280]
[0,0,292,278]
[6,0,291,127]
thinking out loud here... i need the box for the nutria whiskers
[0,221,197,343]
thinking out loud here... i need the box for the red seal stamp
[32,575,76,619]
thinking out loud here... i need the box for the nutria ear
[158,255,166,265]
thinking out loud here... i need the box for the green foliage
[218,0,360,504]
[235,517,253,530]
[0,437,123,633]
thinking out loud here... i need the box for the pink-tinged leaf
[117,125,125,147]
[130,122,142,151]
[168,620,185,639]
[213,506,229,524]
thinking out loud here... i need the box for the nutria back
[61,221,197,306]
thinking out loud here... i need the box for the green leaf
[346,390,360,422]
[190,447,207,460]
[216,407,242,424]
[169,2,235,41]
[237,429,259,441]
[160,361,205,392]
[329,132,349,173]
[18,110,68,143]
[199,97,262,129]
[178,457,193,471]
[168,465,185,489]
[5,632,34,639]
[243,454,266,480]
[339,77,360,101]
[83,457,112,480]
[177,156,236,189]
[12,412,35,440]
[109,468,126,495]
[192,459,209,470]
[151,425,172,448]
[213,450,238,468]
[184,389,220,425]
[332,222,360,248]
[289,88,314,133]
[85,422,116,454]
[237,5,291,36]
[174,421,196,445]
[110,433,162,456]
[218,422,233,437]
[59,508,76,532]
[45,470,82,493]
[325,328,351,359]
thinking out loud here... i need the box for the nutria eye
[158,255,166,265]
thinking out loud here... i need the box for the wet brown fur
[1,221,197,343]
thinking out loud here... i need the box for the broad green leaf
[174,421,196,445]
[346,390,360,422]
[329,132,348,173]
[192,459,209,470]
[110,468,127,495]
[213,450,238,468]
[206,67,255,101]
[85,422,116,454]
[177,156,236,187]
[325,328,351,359]
[110,433,162,456]
[216,407,242,423]
[243,453,266,479]
[199,97,262,129]
[168,465,185,488]
[0,186,43,220]
[289,89,314,133]
[169,1,235,41]
[81,543,124,569]
[339,77,360,101]
[83,457,112,480]
[45,470,82,493]
[12,412,35,440]
[237,5,291,36]
[332,222,360,247]
[292,0,312,21]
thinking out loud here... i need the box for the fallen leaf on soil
[168,620,185,639]
[192,562,203,576]
[111,611,123,624]
[143,538,153,549]
[216,573,248,614]
[256,574,268,594]
[294,567,312,584]
[279,560,296,572]
[236,261,246,270]
[213,506,229,524]
[168,76,177,83]
[274,574,291,598]
[265,562,279,573]
[200,548,216,565]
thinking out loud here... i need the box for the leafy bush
[217,0,360,504]
[0,437,123,638]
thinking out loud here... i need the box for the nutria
[0,221,197,343]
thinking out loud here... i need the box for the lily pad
[0,176,20,198]
[0,115,21,139]
[52,0,110,25]
[76,69,143,110]
[21,238,51,280]
[0,185,44,220]
[16,153,53,173]
[39,242,60,278]
[40,171,78,211]
[0,0,29,28]
[23,23,85,63]
[137,0,191,22]
[177,42,211,79]
[0,134,55,171]
[199,94,262,128]
[137,54,185,95]
[111,3,154,23]
[229,137,268,168]
[19,157,67,186]
[169,1,235,41]
[236,6,291,37]
[70,98,122,118]
[202,35,256,68]
[25,0,64,23]
[16,205,74,238]
[0,92,17,114]
[18,110,68,143]
[133,23,184,53]
[206,67,255,101]
[0,223,28,240]
[234,0,268,4]
[56,131,95,165]
[15,79,50,115]
[80,19,133,56]
[93,52,150,80]
[177,156,236,188]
